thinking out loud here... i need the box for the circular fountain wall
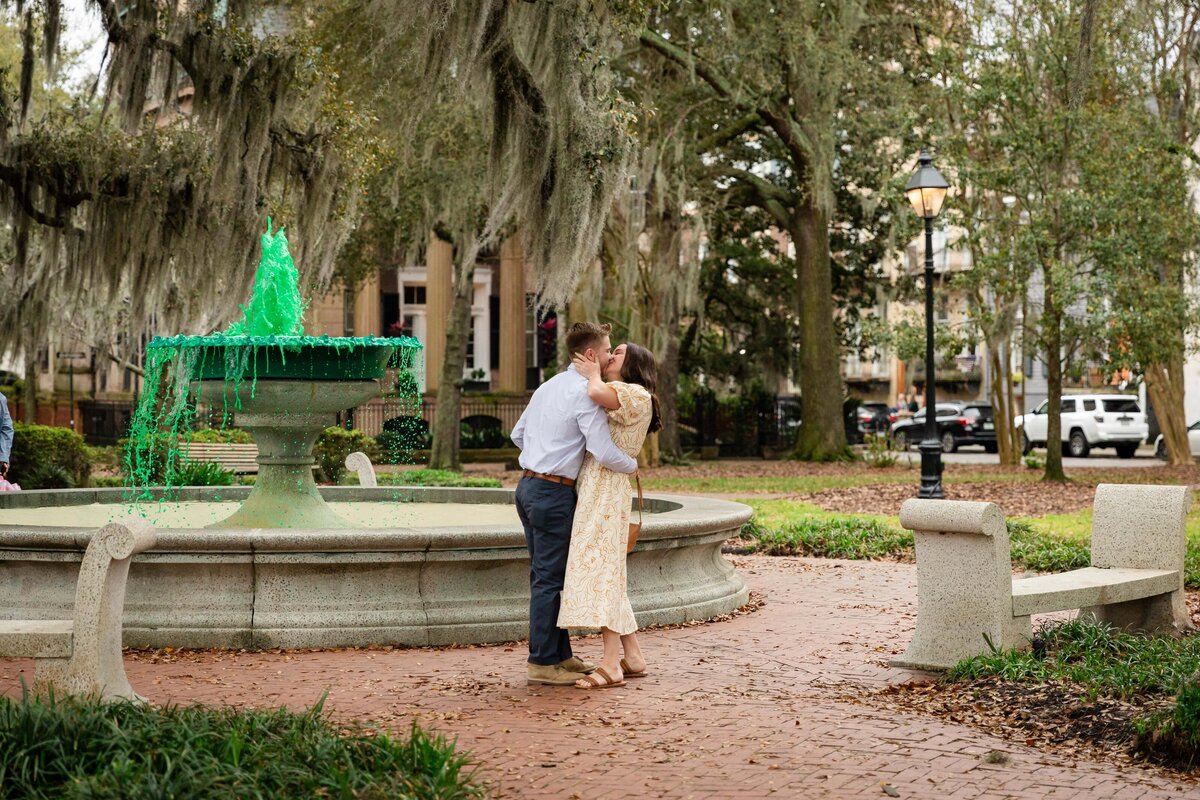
[0,487,750,648]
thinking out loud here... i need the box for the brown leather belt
[522,469,576,487]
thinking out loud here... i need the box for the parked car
[1154,421,1200,460]
[889,402,997,453]
[1015,394,1147,458]
[855,401,896,436]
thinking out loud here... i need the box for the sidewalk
[3,556,1195,799]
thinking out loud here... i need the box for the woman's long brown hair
[618,343,663,433]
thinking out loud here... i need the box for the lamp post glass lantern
[905,151,949,499]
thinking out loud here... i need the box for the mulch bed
[845,676,1197,778]
[805,480,1100,517]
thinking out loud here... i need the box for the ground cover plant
[0,691,486,799]
[944,620,1200,770]
[739,500,1200,587]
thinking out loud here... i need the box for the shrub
[189,427,254,444]
[175,461,236,487]
[7,423,90,489]
[378,415,431,460]
[314,427,379,483]
[0,691,485,799]
[862,434,899,468]
[459,422,510,449]
[84,444,121,474]
[1023,452,1045,470]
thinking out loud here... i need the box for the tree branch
[712,166,794,229]
[639,28,747,108]
[695,111,762,154]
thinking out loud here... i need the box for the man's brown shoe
[557,657,596,674]
[527,664,587,686]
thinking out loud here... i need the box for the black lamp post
[905,151,950,499]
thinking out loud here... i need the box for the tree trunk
[1146,356,1190,465]
[790,196,847,461]
[22,349,36,424]
[639,431,660,467]
[1004,339,1020,462]
[988,343,1018,465]
[428,263,475,471]
[658,313,683,462]
[1042,300,1066,482]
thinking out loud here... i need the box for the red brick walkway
[4,556,1197,799]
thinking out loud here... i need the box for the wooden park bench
[892,484,1192,671]
[0,517,156,701]
[183,442,260,474]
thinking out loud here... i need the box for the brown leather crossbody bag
[626,473,644,554]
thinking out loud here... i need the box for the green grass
[740,500,1200,587]
[370,470,503,489]
[945,620,1200,769]
[0,691,485,799]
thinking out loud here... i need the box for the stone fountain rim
[0,486,752,554]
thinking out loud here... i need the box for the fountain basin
[0,487,750,649]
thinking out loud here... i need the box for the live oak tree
[349,0,647,468]
[638,0,932,461]
[1100,1,1200,466]
[0,0,374,382]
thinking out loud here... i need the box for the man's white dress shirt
[511,365,638,479]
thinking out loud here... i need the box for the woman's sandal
[576,666,625,689]
[620,658,647,679]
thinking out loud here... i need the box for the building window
[466,321,476,365]
[343,288,355,336]
[403,285,427,305]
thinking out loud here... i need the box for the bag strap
[635,473,644,525]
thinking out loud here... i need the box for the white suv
[1015,394,1148,458]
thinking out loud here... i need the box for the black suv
[889,402,997,453]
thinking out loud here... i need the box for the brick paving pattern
[4,555,1198,799]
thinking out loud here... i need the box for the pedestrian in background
[0,390,12,478]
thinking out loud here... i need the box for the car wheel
[1068,430,1090,458]
[984,443,998,454]
[1156,440,1168,460]
[893,431,908,451]
[940,431,957,453]
[1022,433,1033,455]
[1115,443,1138,459]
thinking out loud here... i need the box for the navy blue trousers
[515,476,577,665]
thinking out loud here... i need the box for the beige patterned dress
[557,382,652,635]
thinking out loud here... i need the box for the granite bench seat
[1012,567,1180,617]
[0,619,73,658]
[0,518,156,701]
[892,484,1193,671]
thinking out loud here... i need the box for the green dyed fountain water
[126,221,422,528]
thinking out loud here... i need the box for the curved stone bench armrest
[1089,484,1192,631]
[345,451,377,488]
[38,517,157,702]
[899,499,1007,537]
[893,499,1022,671]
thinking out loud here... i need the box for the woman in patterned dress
[557,342,662,689]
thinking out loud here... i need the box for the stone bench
[0,517,156,701]
[892,484,1192,671]
[184,442,261,474]
[344,451,377,487]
